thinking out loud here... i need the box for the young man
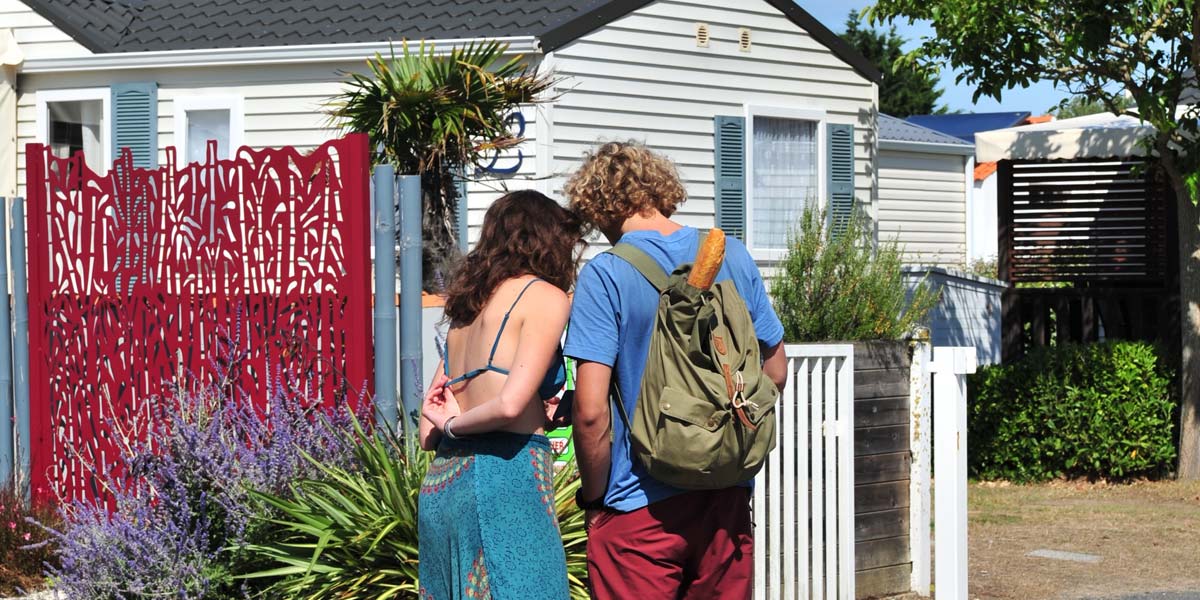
[563,141,788,599]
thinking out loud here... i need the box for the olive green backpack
[608,239,779,490]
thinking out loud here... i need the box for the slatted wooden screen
[1003,159,1170,285]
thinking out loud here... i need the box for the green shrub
[244,421,589,599]
[769,206,940,342]
[968,341,1176,482]
[0,485,59,595]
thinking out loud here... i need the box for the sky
[803,2,1072,115]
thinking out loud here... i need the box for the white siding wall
[879,148,969,267]
[544,0,877,259]
[0,0,92,60]
[11,0,877,256]
[14,62,533,210]
[970,173,998,263]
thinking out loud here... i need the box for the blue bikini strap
[486,278,542,365]
[445,277,543,386]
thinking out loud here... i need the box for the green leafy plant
[769,206,941,342]
[966,255,998,280]
[968,341,1176,482]
[0,485,59,595]
[241,420,426,599]
[329,40,558,290]
[243,421,589,599]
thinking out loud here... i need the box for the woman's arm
[420,365,450,450]
[437,284,569,436]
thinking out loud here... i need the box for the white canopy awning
[975,113,1156,163]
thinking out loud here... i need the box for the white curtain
[186,109,231,164]
[48,100,103,166]
[751,116,818,251]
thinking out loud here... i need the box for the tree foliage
[840,10,946,117]
[865,0,1198,201]
[865,0,1200,478]
[329,41,557,289]
[1051,94,1135,119]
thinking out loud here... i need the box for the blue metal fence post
[373,165,399,431]
[398,175,423,429]
[0,197,11,489]
[10,197,29,496]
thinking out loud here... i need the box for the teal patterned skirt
[418,432,569,600]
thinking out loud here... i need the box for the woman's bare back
[443,276,565,434]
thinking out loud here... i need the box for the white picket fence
[754,344,856,600]
[754,341,974,600]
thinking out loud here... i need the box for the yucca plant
[552,465,589,600]
[329,40,558,290]
[240,418,425,599]
[243,419,590,599]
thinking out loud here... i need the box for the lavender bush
[43,333,369,599]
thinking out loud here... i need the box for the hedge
[968,341,1176,482]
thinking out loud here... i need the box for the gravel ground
[970,479,1200,599]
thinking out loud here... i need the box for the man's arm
[572,360,612,504]
[762,341,787,391]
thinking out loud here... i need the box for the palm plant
[329,40,558,290]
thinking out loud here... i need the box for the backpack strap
[607,231,709,293]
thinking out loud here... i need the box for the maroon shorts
[586,486,753,600]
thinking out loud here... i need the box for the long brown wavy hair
[443,190,586,325]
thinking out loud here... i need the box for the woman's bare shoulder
[514,278,569,319]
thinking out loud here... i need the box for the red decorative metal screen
[24,134,373,501]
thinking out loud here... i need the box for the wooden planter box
[851,341,913,599]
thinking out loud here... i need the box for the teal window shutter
[111,82,158,168]
[713,115,746,240]
[826,123,855,236]
[454,175,468,251]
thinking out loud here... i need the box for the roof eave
[20,37,542,74]
[538,0,883,84]
[761,0,883,84]
[539,0,655,52]
[880,138,975,156]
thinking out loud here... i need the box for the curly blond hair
[563,141,686,231]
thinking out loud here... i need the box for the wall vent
[738,27,752,52]
[695,22,710,47]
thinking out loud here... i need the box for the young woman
[418,190,584,600]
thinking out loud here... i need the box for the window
[746,107,825,256]
[36,88,111,169]
[173,96,244,165]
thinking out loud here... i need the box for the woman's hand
[543,390,573,432]
[422,380,462,432]
[419,371,452,450]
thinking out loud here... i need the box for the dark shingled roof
[879,114,973,146]
[22,0,882,82]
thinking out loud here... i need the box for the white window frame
[35,87,112,171]
[744,104,827,262]
[172,95,245,166]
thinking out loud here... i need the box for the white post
[836,350,855,600]
[909,330,933,596]
[932,347,976,600]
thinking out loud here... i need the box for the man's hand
[584,509,605,532]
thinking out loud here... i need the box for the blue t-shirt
[563,226,784,512]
